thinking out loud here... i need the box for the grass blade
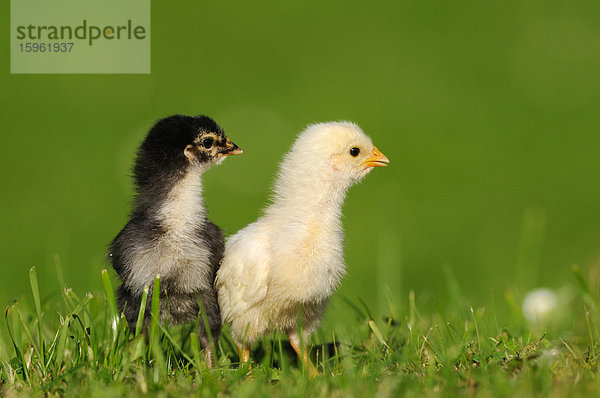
[101,269,119,337]
[53,255,66,292]
[14,304,47,377]
[5,304,29,382]
[470,306,481,351]
[135,286,149,337]
[53,315,69,372]
[190,332,203,372]
[29,267,45,366]
[157,323,194,366]
[197,298,215,365]
[150,275,161,339]
[368,320,394,353]
[149,275,161,358]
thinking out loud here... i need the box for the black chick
[109,115,242,366]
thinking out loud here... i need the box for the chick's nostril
[219,141,243,155]
[360,145,389,167]
[230,143,243,155]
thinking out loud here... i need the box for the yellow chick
[216,122,389,374]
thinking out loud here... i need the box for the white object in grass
[522,288,558,323]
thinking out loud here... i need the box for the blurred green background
[1,1,599,330]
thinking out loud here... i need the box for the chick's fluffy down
[217,216,345,344]
[216,122,382,345]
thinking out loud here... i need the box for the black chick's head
[134,115,242,188]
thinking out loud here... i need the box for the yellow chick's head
[285,121,389,187]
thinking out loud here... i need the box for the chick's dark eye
[349,147,360,157]
[202,137,214,149]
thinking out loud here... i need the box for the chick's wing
[217,222,270,320]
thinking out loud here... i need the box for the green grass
[2,0,600,316]
[2,266,600,397]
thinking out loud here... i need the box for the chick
[216,121,389,373]
[109,115,242,366]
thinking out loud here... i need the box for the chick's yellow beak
[361,146,389,168]
[219,139,243,156]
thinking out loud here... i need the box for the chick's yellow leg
[287,331,318,377]
[237,344,251,366]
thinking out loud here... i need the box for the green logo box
[11,0,150,74]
